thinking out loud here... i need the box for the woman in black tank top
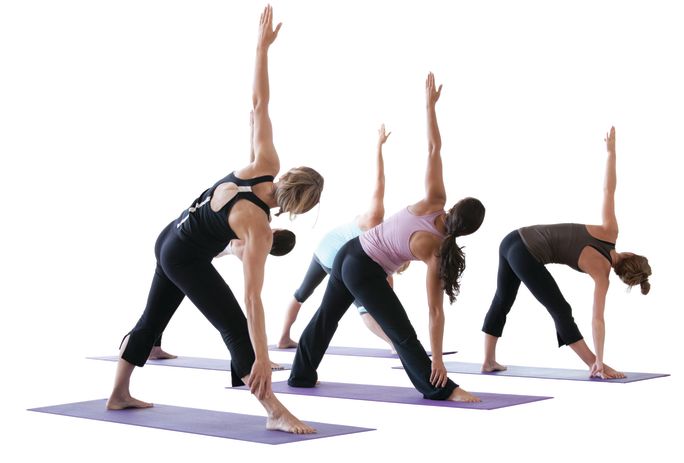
[481,127,651,380]
[106,6,322,434]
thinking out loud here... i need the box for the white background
[1,1,681,461]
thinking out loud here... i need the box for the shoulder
[410,232,442,263]
[578,247,612,278]
[409,199,445,215]
[235,163,279,180]
[229,202,271,234]
[585,224,618,242]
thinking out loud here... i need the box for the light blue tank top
[314,220,363,268]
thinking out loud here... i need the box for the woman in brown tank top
[481,127,651,379]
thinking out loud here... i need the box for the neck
[609,249,621,267]
[264,182,279,209]
[434,212,447,234]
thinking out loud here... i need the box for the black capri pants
[482,230,583,347]
[288,238,457,400]
[121,221,255,386]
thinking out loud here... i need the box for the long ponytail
[439,235,466,304]
[438,197,485,304]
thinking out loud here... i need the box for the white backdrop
[1,1,681,461]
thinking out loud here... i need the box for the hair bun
[640,279,651,295]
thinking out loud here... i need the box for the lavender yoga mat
[396,361,668,383]
[268,345,457,359]
[231,381,551,410]
[28,399,373,444]
[88,356,291,371]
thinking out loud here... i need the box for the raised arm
[251,5,281,175]
[240,221,274,399]
[249,111,255,163]
[422,73,446,208]
[601,126,618,236]
[357,124,391,230]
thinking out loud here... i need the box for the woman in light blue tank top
[277,124,403,350]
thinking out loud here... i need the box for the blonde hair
[614,254,652,295]
[274,166,324,218]
[396,261,410,274]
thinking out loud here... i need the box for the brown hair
[439,197,486,303]
[613,254,652,295]
[270,229,296,256]
[274,167,324,218]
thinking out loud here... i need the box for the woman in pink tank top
[289,73,485,402]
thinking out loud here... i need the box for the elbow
[244,294,260,313]
[428,306,444,320]
[253,100,268,113]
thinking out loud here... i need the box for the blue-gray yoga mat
[231,381,551,410]
[268,345,456,359]
[394,361,669,383]
[28,399,373,444]
[88,356,291,372]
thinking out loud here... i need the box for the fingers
[274,22,282,39]
[386,131,392,140]
[430,368,448,387]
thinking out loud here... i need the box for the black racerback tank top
[175,172,274,255]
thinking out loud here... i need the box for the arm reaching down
[426,255,448,388]
[240,220,275,399]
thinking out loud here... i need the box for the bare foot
[602,365,626,379]
[481,360,507,373]
[277,338,298,349]
[266,409,316,434]
[448,387,481,403]
[270,361,284,371]
[106,393,153,410]
[148,346,177,360]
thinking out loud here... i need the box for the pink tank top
[359,207,445,274]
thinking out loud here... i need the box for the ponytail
[439,234,465,304]
[439,197,485,304]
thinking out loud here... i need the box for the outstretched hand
[378,123,391,145]
[426,72,442,106]
[604,126,616,153]
[257,4,282,49]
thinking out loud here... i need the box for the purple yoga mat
[88,356,291,372]
[230,381,551,410]
[28,399,373,444]
[394,361,669,383]
[268,345,457,359]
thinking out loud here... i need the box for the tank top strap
[223,172,273,219]
[227,172,274,186]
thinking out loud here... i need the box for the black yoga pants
[288,238,457,400]
[121,221,255,386]
[482,230,583,347]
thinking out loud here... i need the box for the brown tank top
[517,223,615,272]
